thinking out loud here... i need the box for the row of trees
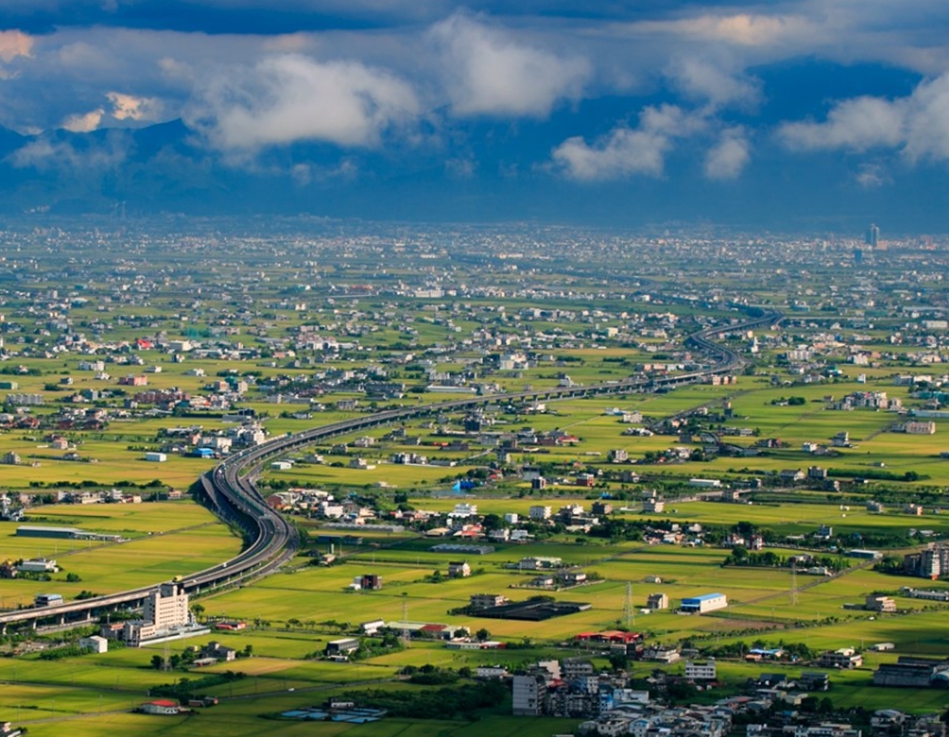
[341,680,508,721]
[722,547,848,572]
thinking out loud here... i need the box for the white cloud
[61,108,105,132]
[854,162,889,188]
[291,162,312,185]
[778,73,949,163]
[902,74,949,161]
[0,29,32,61]
[704,127,750,180]
[8,132,129,170]
[626,13,811,48]
[552,103,705,181]
[430,12,591,118]
[778,96,905,152]
[107,91,162,121]
[58,92,162,132]
[444,156,476,178]
[666,57,760,109]
[185,53,420,150]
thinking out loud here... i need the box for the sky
[0,0,948,229]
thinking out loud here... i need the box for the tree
[475,628,490,642]
[191,603,205,622]
[150,654,165,670]
[65,572,81,582]
[481,514,504,531]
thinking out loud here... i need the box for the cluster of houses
[745,712,946,737]
[509,655,784,736]
[152,420,267,458]
[266,487,361,517]
[324,617,493,661]
[829,390,903,412]
[567,663,946,737]
[0,557,59,579]
[274,495,615,542]
[2,488,177,521]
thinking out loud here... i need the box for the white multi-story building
[144,582,190,629]
[529,505,551,520]
[685,658,717,681]
[512,674,547,716]
[123,581,193,646]
[450,503,478,518]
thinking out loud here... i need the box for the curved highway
[0,310,781,632]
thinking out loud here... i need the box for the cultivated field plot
[625,500,949,538]
[0,436,217,487]
[200,508,933,646]
[0,502,242,607]
[9,707,578,737]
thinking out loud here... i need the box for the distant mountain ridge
[0,108,944,233]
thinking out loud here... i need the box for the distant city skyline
[0,1,947,228]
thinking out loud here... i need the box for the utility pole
[402,594,409,647]
[790,559,798,606]
[625,581,634,628]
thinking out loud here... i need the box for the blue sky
[0,1,948,227]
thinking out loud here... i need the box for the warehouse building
[680,593,728,614]
[15,526,123,543]
[16,525,84,539]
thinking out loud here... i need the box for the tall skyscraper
[865,223,880,247]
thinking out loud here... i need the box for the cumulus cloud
[629,13,811,48]
[704,126,750,180]
[430,12,591,118]
[185,53,420,150]
[444,156,476,178]
[61,108,104,133]
[855,162,890,188]
[902,74,949,161]
[778,73,949,162]
[666,57,760,110]
[58,92,162,132]
[552,103,705,181]
[0,29,32,61]
[8,132,129,170]
[107,91,162,121]
[778,96,905,152]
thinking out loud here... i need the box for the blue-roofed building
[193,448,215,459]
[680,593,727,614]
